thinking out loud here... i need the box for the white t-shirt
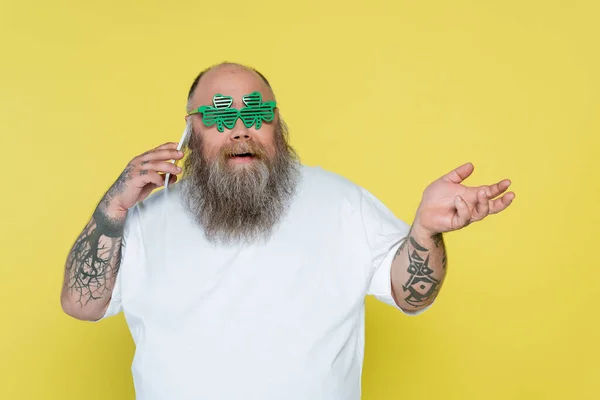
[100,165,428,400]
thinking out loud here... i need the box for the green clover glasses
[187,91,276,132]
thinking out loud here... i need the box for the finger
[138,169,164,188]
[473,189,489,220]
[441,162,474,184]
[140,160,182,175]
[138,142,178,157]
[153,142,179,151]
[452,195,471,228]
[489,192,516,214]
[139,149,184,163]
[484,179,511,198]
[162,172,178,185]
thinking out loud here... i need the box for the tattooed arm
[390,225,447,313]
[60,142,183,321]
[60,162,134,321]
[60,204,127,321]
[389,162,514,313]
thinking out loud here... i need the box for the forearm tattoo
[65,168,132,307]
[395,231,446,307]
[101,164,134,210]
[65,211,124,307]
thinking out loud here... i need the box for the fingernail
[177,167,182,172]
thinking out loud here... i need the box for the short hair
[186,62,273,112]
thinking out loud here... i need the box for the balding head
[186,62,275,113]
[184,61,281,164]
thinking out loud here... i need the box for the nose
[229,118,252,142]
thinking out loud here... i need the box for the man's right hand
[100,142,184,218]
[61,142,184,321]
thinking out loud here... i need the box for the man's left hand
[413,162,515,236]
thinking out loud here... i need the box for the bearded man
[61,62,515,400]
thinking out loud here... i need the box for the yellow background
[1,0,598,398]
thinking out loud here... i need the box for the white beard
[180,125,300,245]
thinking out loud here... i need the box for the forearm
[61,204,127,321]
[390,224,447,313]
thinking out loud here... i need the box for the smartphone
[165,122,192,190]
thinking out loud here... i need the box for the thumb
[441,162,474,184]
[452,195,471,229]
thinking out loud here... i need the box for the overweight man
[61,62,515,400]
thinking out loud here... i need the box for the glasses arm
[186,109,201,117]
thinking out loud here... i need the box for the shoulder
[299,165,401,222]
[299,165,365,204]
[299,165,389,213]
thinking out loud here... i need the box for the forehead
[191,67,274,109]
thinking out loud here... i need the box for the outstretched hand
[413,162,515,236]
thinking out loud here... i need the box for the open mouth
[229,152,256,162]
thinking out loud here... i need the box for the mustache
[220,141,268,159]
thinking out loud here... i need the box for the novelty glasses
[187,91,276,132]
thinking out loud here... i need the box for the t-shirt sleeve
[92,205,139,322]
[360,187,432,316]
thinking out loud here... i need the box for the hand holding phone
[100,142,184,217]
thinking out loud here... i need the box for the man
[61,62,514,399]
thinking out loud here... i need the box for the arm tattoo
[432,233,443,248]
[65,210,124,307]
[397,234,444,307]
[65,167,132,307]
[433,233,447,269]
[101,164,134,209]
